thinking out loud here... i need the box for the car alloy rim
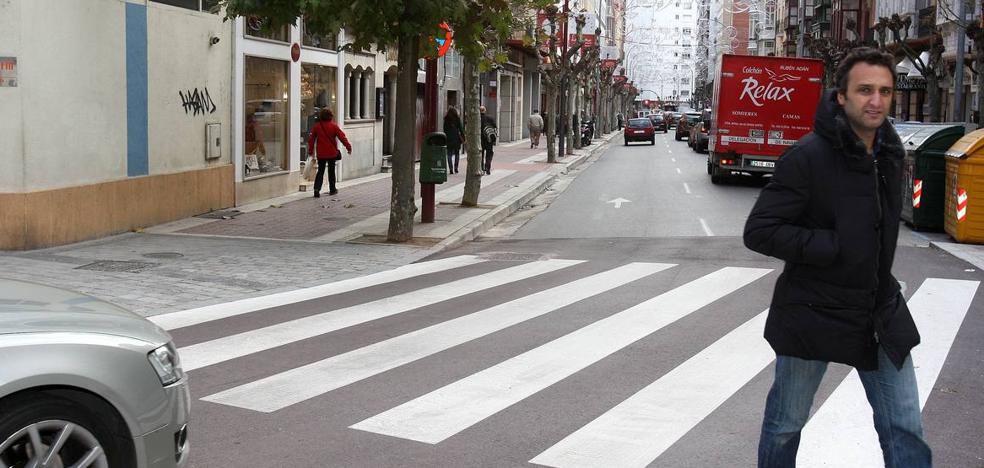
[0,419,110,468]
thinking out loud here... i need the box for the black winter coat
[743,90,920,371]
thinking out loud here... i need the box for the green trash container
[896,123,967,230]
[419,132,448,184]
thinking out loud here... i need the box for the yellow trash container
[944,128,984,243]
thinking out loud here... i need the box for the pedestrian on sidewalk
[480,105,497,175]
[743,47,928,468]
[528,109,544,148]
[616,113,624,130]
[307,109,352,198]
[443,106,464,174]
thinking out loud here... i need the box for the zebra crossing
[160,254,980,467]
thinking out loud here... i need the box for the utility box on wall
[206,123,221,159]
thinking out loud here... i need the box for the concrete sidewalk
[0,133,617,317]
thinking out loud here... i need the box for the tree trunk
[545,77,558,163]
[927,73,943,122]
[386,33,419,242]
[461,57,483,206]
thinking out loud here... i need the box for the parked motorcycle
[580,119,594,146]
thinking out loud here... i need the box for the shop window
[301,19,338,51]
[245,16,290,42]
[151,0,220,12]
[301,64,339,161]
[244,56,290,177]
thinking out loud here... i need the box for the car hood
[0,279,171,345]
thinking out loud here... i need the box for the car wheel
[650,137,655,145]
[675,134,681,141]
[0,392,132,468]
[624,140,629,146]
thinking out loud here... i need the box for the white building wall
[18,0,127,192]
[147,3,233,175]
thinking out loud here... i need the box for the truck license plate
[749,160,775,168]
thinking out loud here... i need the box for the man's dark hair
[834,47,897,95]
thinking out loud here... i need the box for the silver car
[0,279,190,467]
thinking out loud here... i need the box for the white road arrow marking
[607,198,631,208]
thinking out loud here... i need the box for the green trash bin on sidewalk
[419,132,448,184]
[896,123,967,230]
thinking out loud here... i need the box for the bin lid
[945,127,984,159]
[892,123,966,152]
[424,131,447,146]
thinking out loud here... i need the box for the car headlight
[148,343,183,386]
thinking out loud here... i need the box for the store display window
[301,19,338,51]
[245,16,289,42]
[244,56,290,177]
[301,64,338,161]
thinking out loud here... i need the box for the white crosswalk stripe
[349,266,773,443]
[149,255,486,330]
[202,262,676,412]
[530,310,773,468]
[797,278,979,468]
[179,258,583,371]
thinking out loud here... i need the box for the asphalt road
[180,132,984,467]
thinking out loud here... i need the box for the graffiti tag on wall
[179,87,217,115]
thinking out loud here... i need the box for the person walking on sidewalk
[443,106,464,174]
[743,48,928,468]
[307,109,352,198]
[528,109,544,148]
[480,105,497,175]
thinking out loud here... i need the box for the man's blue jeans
[758,348,932,467]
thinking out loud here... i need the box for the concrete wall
[0,0,235,250]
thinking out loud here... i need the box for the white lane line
[202,263,676,412]
[676,168,682,175]
[531,311,772,468]
[350,267,773,444]
[797,278,979,468]
[699,218,714,236]
[683,182,692,194]
[179,259,583,371]
[149,255,485,330]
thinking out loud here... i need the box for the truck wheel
[710,165,727,185]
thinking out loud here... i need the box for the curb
[426,133,616,256]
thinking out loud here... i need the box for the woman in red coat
[307,109,352,197]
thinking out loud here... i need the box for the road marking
[671,157,677,162]
[149,255,485,330]
[531,311,772,468]
[607,198,631,209]
[676,168,682,174]
[202,263,676,412]
[683,182,692,194]
[350,267,773,444]
[179,259,583,371]
[797,278,979,467]
[699,218,714,236]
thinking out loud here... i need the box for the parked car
[0,279,191,468]
[649,114,668,133]
[624,118,656,145]
[675,111,702,141]
[689,109,712,152]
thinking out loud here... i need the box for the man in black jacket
[744,48,929,467]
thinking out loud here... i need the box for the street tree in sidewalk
[875,14,946,122]
[221,0,461,243]
[451,0,549,207]
[966,21,984,127]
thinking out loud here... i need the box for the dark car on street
[624,118,655,145]
[649,115,668,133]
[675,111,702,141]
[689,109,712,152]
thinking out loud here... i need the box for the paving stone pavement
[0,134,615,317]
